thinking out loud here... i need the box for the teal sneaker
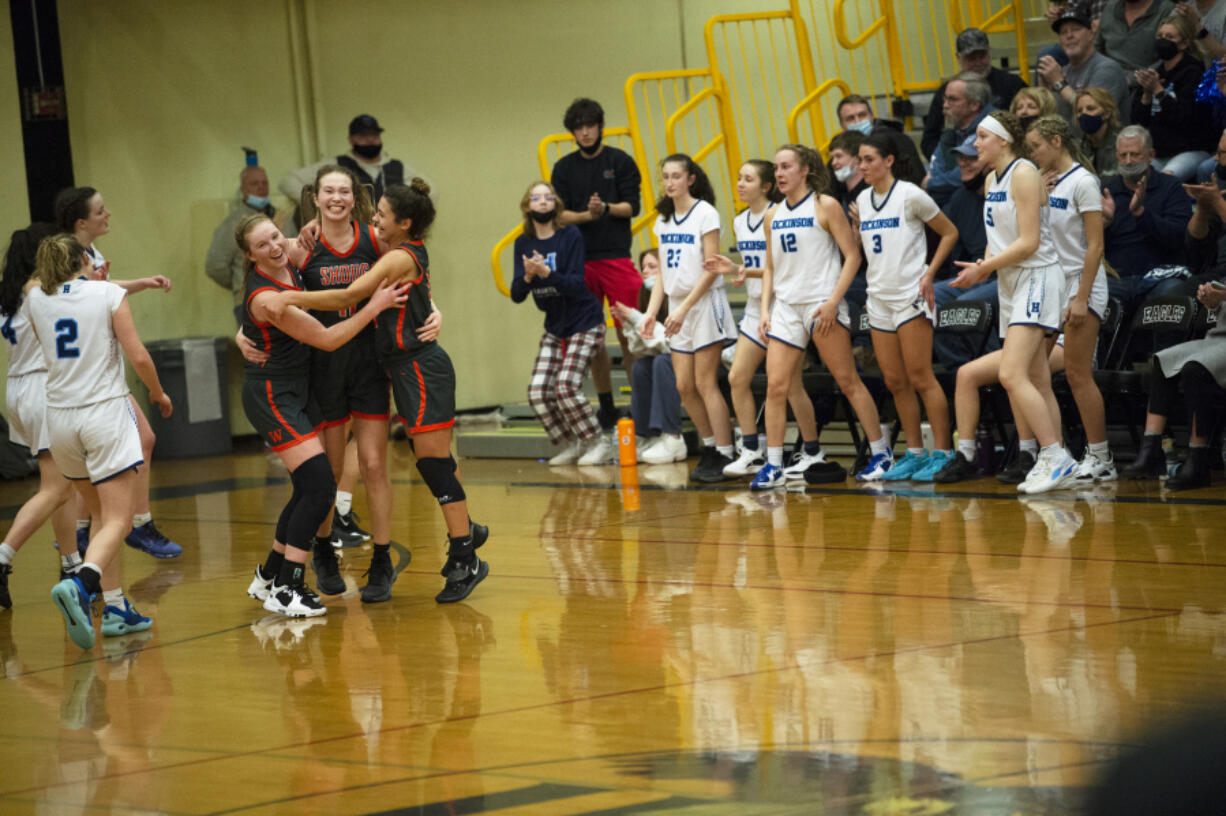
[52,577,95,650]
[912,449,955,482]
[882,450,929,481]
[101,599,153,637]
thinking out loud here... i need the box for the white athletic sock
[907,447,925,457]
[716,445,733,458]
[869,436,890,456]
[60,551,82,572]
[103,588,125,606]
[958,439,977,461]
[0,542,14,565]
[767,446,784,468]
[76,519,90,530]
[1041,442,1063,458]
[1088,441,1110,458]
[335,491,353,517]
[1019,438,1038,456]
[133,512,152,527]
[701,436,716,448]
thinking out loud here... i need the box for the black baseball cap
[1052,4,1092,33]
[348,114,383,135]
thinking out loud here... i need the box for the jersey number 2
[55,318,80,359]
[666,248,681,269]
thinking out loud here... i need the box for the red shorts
[583,258,642,327]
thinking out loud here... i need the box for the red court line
[541,533,1226,570]
[0,611,1180,801]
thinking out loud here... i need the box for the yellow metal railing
[490,0,1038,295]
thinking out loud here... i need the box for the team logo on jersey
[602,169,616,179]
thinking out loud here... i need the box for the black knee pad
[416,456,465,505]
[288,453,336,546]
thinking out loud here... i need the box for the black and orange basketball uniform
[299,221,389,428]
[376,241,456,434]
[240,266,318,452]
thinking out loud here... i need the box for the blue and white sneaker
[1018,447,1079,494]
[125,521,182,559]
[855,451,894,482]
[750,463,785,491]
[911,449,954,482]
[51,576,95,650]
[882,450,928,481]
[101,599,153,637]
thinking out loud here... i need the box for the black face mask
[1018,115,1038,132]
[964,170,988,194]
[529,209,556,223]
[1154,38,1180,61]
[577,127,604,156]
[352,142,382,160]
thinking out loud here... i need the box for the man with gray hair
[205,165,296,323]
[926,72,995,206]
[1102,123,1192,316]
[921,28,1026,157]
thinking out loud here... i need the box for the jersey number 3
[55,318,80,359]
[871,234,882,254]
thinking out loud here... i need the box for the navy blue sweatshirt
[1104,169,1191,278]
[512,225,604,337]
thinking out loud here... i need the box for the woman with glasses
[512,181,610,466]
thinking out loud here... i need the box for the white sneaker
[1074,450,1118,482]
[1019,447,1078,494]
[1020,499,1084,545]
[263,583,327,618]
[548,440,583,466]
[636,437,658,463]
[724,446,766,477]
[782,448,826,480]
[576,435,614,466]
[643,433,686,464]
[247,565,274,601]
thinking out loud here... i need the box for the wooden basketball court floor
[0,439,1224,815]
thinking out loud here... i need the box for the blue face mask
[848,119,874,136]
[1077,113,1104,135]
[246,194,271,210]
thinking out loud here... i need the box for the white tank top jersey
[1047,163,1105,280]
[3,299,48,377]
[855,180,940,300]
[26,278,129,409]
[769,191,843,304]
[733,206,769,306]
[984,158,1059,269]
[653,199,722,298]
[86,244,110,280]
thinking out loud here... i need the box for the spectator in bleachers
[932,134,1000,367]
[927,73,996,206]
[828,130,868,211]
[1183,141,1226,290]
[1172,0,1226,59]
[921,29,1026,158]
[1103,124,1194,311]
[1010,87,1060,131]
[1096,0,1176,74]
[836,95,926,185]
[1076,87,1126,179]
[1037,5,1132,124]
[206,165,285,324]
[1129,14,1216,180]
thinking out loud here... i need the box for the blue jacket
[1104,168,1192,278]
[512,225,605,337]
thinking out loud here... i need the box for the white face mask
[642,275,656,290]
[848,119,874,136]
[833,164,854,183]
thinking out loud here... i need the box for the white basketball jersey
[86,244,111,280]
[3,298,48,377]
[984,158,1059,269]
[733,206,769,308]
[654,200,722,298]
[26,279,129,408]
[856,180,940,301]
[769,191,842,304]
[1047,163,1106,282]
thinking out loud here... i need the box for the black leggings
[1148,359,1226,437]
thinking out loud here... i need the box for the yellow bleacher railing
[491,0,1039,295]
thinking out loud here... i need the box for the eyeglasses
[529,194,556,202]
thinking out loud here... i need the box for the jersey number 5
[55,318,80,359]
[985,206,994,227]
[779,233,798,253]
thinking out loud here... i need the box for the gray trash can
[144,337,232,458]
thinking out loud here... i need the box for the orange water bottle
[617,417,637,467]
[620,464,640,511]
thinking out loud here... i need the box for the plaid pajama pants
[527,326,604,445]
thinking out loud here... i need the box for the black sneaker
[436,554,489,604]
[312,547,347,595]
[932,452,978,483]
[692,450,735,483]
[0,563,11,610]
[331,510,371,548]
[996,450,1036,485]
[360,550,396,604]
